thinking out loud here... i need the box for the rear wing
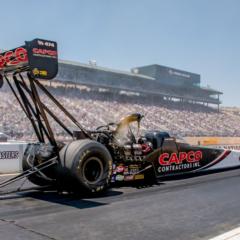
[0,37,91,145]
[0,38,58,80]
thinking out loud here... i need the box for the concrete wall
[184,137,240,146]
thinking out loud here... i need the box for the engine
[89,115,169,183]
[108,139,153,183]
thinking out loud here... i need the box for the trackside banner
[0,38,58,80]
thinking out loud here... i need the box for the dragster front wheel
[58,139,113,193]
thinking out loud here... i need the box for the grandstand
[57,60,222,110]
[0,83,239,142]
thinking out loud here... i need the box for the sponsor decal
[129,165,139,174]
[158,151,202,173]
[168,69,191,78]
[124,166,129,172]
[37,40,55,48]
[32,68,48,77]
[111,176,116,183]
[158,162,200,173]
[0,151,19,159]
[134,174,144,180]
[116,165,124,173]
[0,47,28,69]
[159,151,202,165]
[115,175,124,181]
[124,175,134,181]
[32,48,57,58]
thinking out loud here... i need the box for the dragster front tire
[58,139,113,193]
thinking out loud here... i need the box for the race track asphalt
[1,169,240,240]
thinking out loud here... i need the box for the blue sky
[0,0,239,106]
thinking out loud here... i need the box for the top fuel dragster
[0,38,240,194]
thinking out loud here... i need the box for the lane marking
[0,173,19,177]
[209,226,240,240]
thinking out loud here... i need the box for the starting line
[209,226,240,240]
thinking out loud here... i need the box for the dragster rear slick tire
[58,139,113,194]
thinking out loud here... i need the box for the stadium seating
[0,84,239,142]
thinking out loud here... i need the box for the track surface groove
[1,169,240,240]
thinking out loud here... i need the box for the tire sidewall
[59,140,112,193]
[73,146,112,192]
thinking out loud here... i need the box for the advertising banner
[0,142,28,173]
